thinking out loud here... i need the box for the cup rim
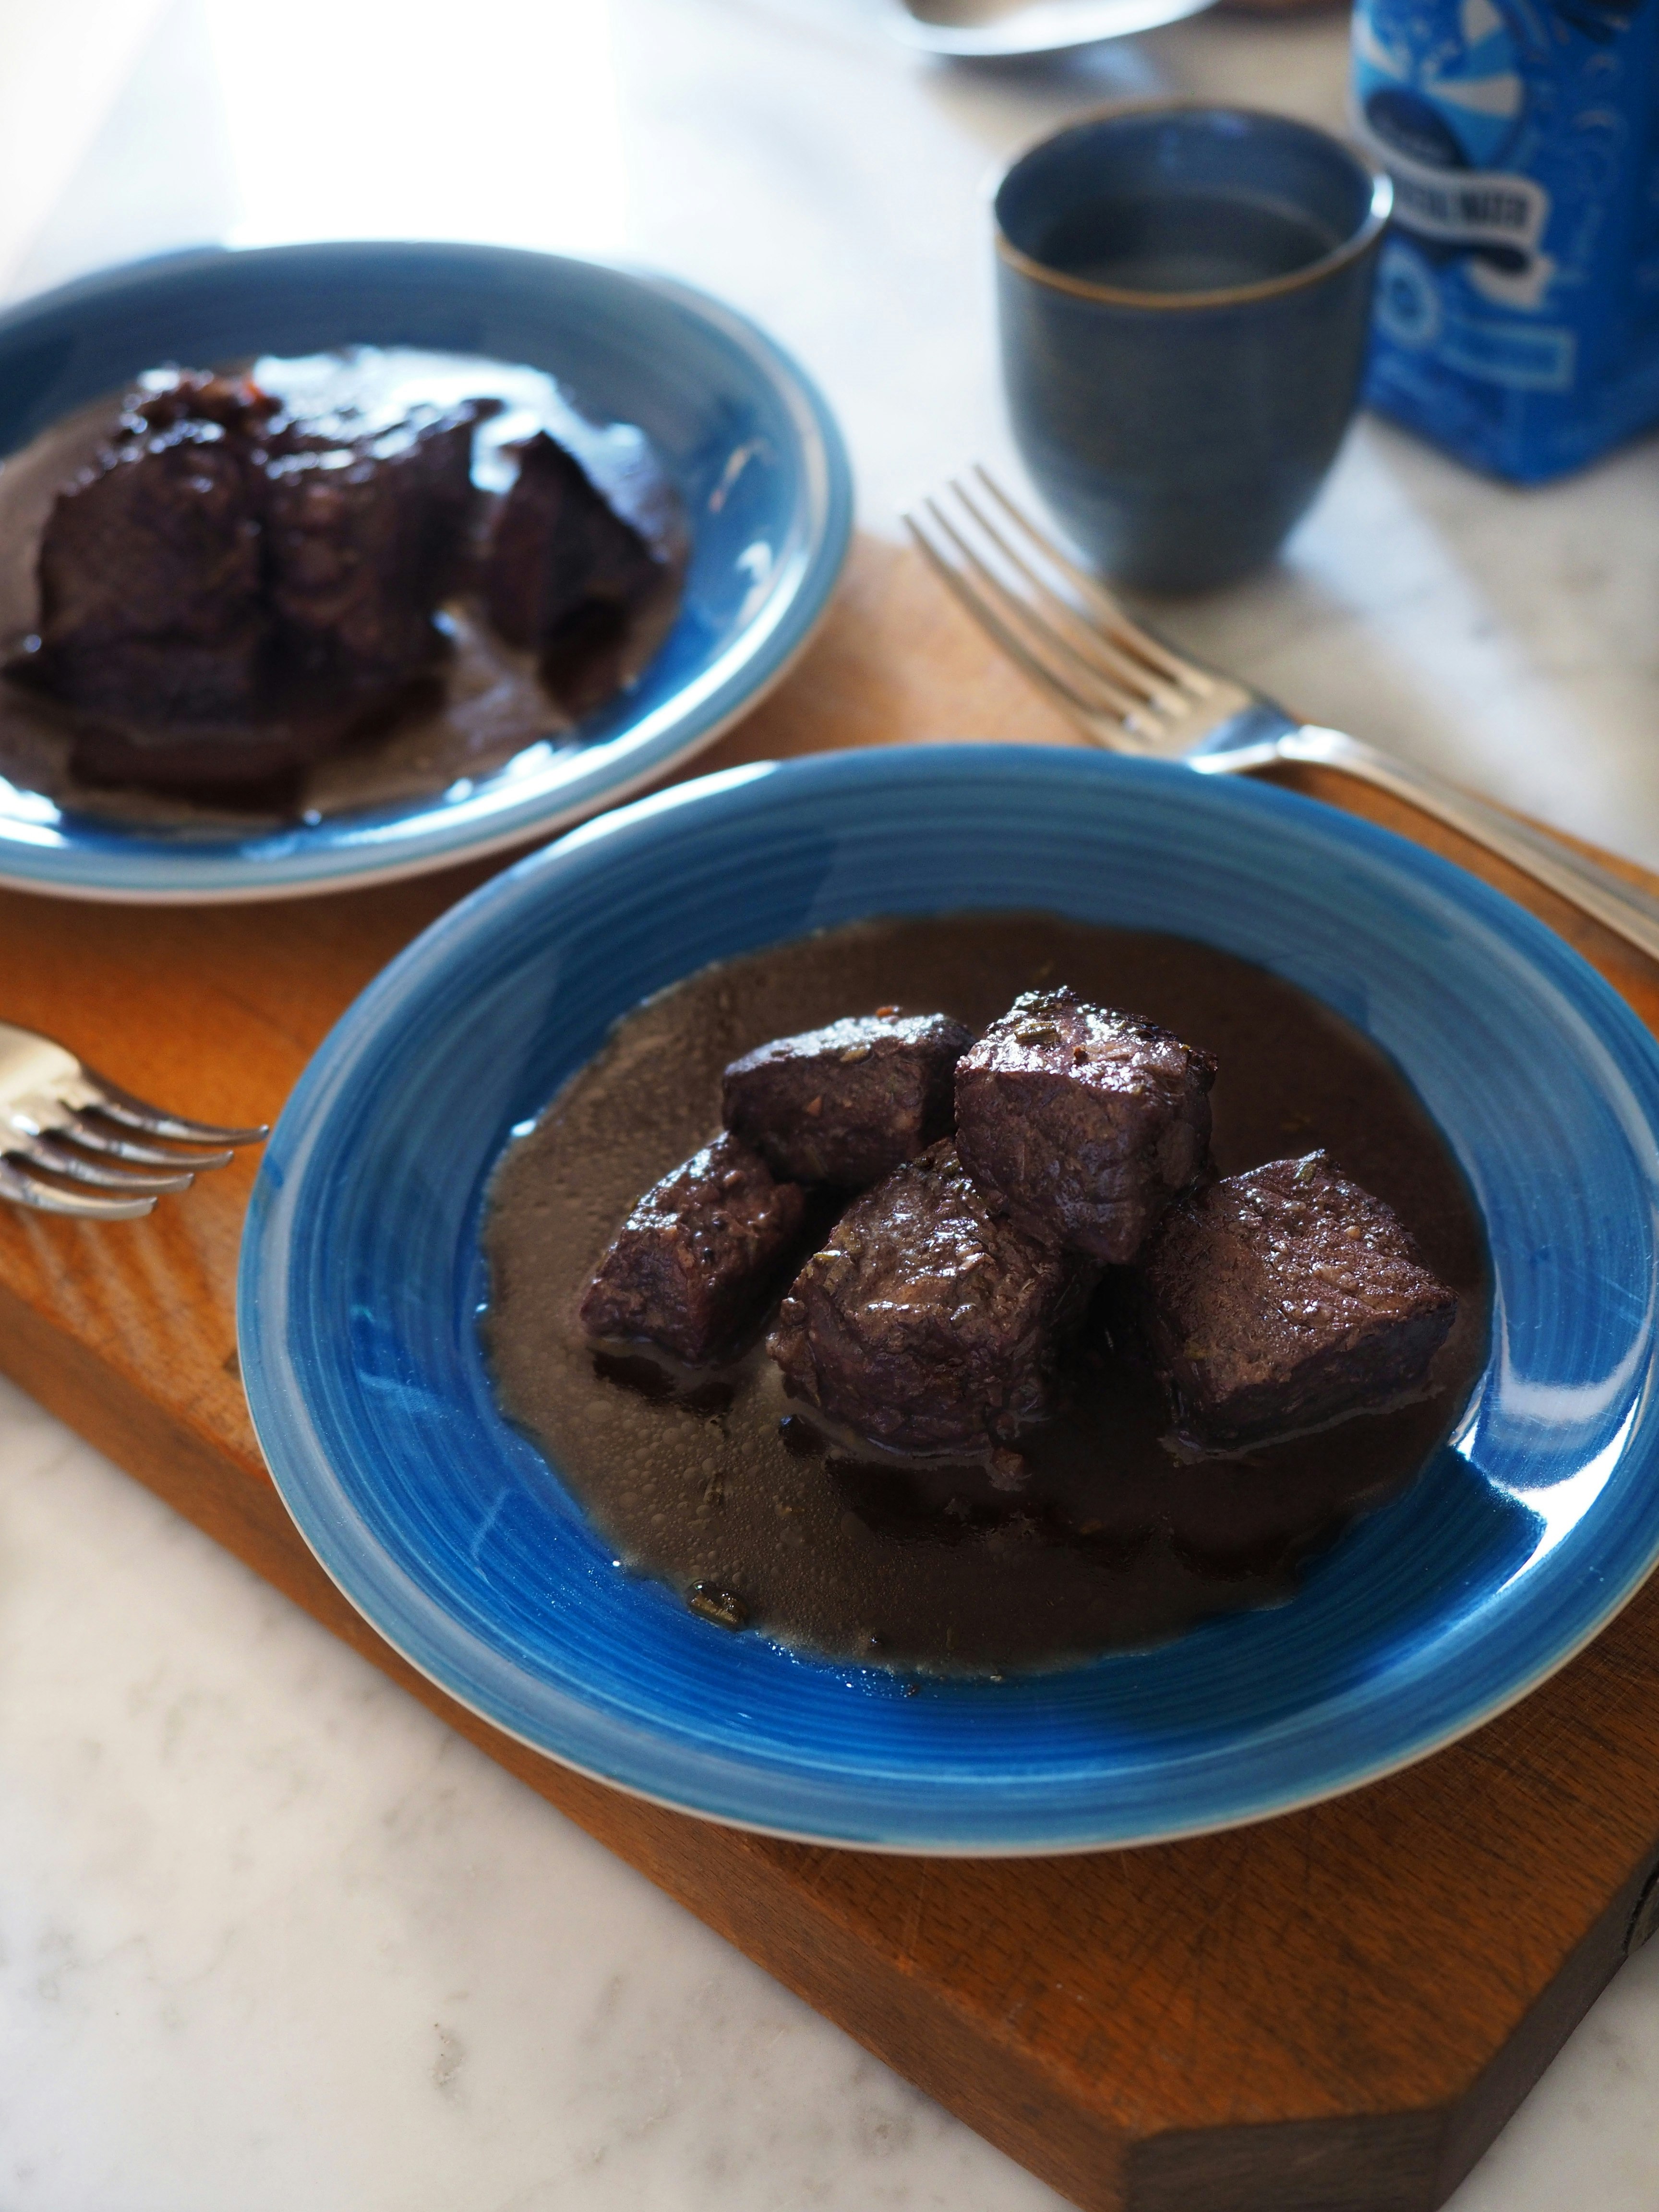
[991,98,1394,313]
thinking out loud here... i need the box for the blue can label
[1351,0,1659,478]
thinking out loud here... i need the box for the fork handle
[1198,724,1659,969]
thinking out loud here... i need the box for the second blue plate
[0,241,852,902]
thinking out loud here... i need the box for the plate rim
[238,744,1659,1852]
[0,240,855,903]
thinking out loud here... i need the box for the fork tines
[902,468,1216,751]
[0,1029,268,1221]
[0,1153,162,1222]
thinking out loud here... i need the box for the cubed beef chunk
[580,1131,805,1363]
[480,431,662,666]
[954,987,1215,1264]
[767,1139,1088,1455]
[261,406,481,691]
[30,405,269,723]
[1142,1151,1457,1449]
[722,1009,974,1188]
[24,373,481,742]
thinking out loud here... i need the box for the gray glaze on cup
[995,105,1391,592]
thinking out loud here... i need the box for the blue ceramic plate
[239,746,1659,1852]
[0,241,852,902]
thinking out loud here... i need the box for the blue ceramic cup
[994,104,1392,592]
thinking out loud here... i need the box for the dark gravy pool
[481,915,1489,1675]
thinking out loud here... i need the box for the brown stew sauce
[481,915,1489,1675]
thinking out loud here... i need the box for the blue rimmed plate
[0,241,852,902]
[238,746,1659,1852]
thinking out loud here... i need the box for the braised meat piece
[580,1131,805,1364]
[481,431,662,666]
[1142,1151,1458,1450]
[722,1009,974,1189]
[954,987,1215,1264]
[28,382,273,724]
[23,371,483,763]
[768,1139,1088,1456]
[14,361,678,797]
[262,406,481,692]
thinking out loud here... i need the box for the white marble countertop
[4,2,1659,2206]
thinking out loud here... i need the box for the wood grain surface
[6,535,1659,2212]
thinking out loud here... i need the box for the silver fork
[0,1020,267,1221]
[905,469,1659,967]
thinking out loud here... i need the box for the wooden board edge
[1119,1815,1659,2212]
[1431,1848,1659,2200]
[1130,2110,1442,2212]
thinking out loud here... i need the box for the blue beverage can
[1351,0,1659,480]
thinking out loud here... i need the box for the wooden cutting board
[7,534,1659,2212]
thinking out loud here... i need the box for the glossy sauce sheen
[482,917,1489,1674]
